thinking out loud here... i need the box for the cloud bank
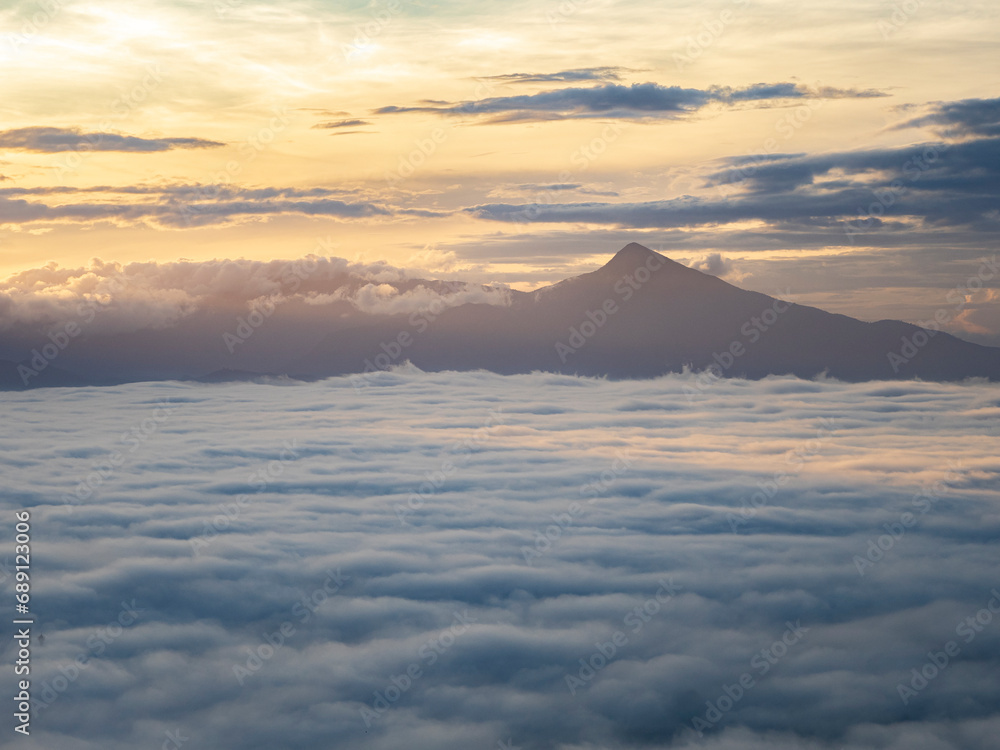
[481,67,628,84]
[0,127,224,153]
[465,97,1000,241]
[0,255,511,336]
[894,97,1000,139]
[0,184,443,229]
[1,371,998,749]
[376,82,886,123]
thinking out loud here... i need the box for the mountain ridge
[1,243,998,389]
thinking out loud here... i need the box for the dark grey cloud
[706,136,1000,198]
[481,67,627,84]
[312,119,373,130]
[508,183,619,197]
[0,372,998,749]
[375,82,886,123]
[466,135,1000,236]
[0,184,365,199]
[0,183,444,228]
[516,183,584,190]
[0,194,392,227]
[0,126,224,153]
[465,191,891,227]
[895,96,1000,138]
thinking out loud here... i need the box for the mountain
[2,243,998,389]
[0,358,92,390]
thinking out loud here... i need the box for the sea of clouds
[1,370,998,749]
[0,256,512,338]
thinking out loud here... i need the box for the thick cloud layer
[482,68,627,84]
[375,82,885,122]
[895,97,1000,139]
[1,371,998,749]
[463,97,1000,253]
[0,255,511,336]
[0,184,444,230]
[0,127,224,153]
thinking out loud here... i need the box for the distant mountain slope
[297,243,1000,382]
[2,243,998,389]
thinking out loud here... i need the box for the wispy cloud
[375,82,887,123]
[467,126,1000,235]
[894,96,1000,138]
[480,67,628,84]
[311,119,372,130]
[0,127,224,153]
[0,183,444,229]
[3,372,998,749]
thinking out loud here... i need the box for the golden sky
[2,0,999,340]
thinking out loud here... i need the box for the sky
[1,370,998,749]
[1,0,1000,343]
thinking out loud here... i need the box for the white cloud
[0,256,510,336]
[1,372,998,749]
[689,252,746,281]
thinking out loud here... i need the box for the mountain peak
[613,242,658,261]
[601,242,680,273]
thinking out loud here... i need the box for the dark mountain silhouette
[2,243,998,389]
